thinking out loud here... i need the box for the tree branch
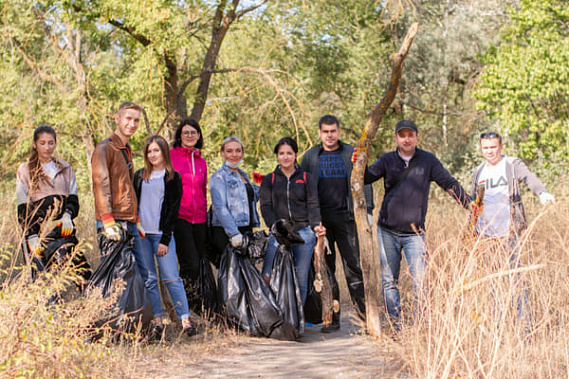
[235,0,268,19]
[108,20,151,46]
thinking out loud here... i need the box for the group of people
[16,100,555,337]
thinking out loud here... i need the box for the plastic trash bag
[303,261,338,325]
[218,230,299,340]
[244,230,269,259]
[186,255,220,318]
[268,220,305,334]
[85,228,152,335]
[32,228,92,286]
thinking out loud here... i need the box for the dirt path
[139,310,404,379]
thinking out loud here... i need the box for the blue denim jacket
[209,163,260,237]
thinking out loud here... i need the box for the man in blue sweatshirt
[301,115,374,333]
[364,120,472,330]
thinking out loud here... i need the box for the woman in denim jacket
[209,136,260,256]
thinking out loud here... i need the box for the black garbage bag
[271,219,305,247]
[185,255,220,318]
[85,229,152,335]
[269,220,305,334]
[303,261,338,325]
[32,228,92,287]
[243,230,269,260]
[218,230,299,340]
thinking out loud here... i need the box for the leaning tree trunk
[350,23,419,338]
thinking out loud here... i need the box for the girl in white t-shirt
[133,135,196,338]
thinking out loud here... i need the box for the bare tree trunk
[350,23,419,338]
[164,53,187,132]
[189,1,237,123]
[189,0,267,123]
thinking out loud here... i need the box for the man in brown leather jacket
[92,102,146,273]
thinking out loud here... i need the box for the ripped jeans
[134,233,191,321]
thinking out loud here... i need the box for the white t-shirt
[477,158,510,236]
[139,169,166,234]
[398,151,412,167]
[42,160,57,179]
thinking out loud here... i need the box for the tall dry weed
[0,183,146,377]
[391,188,569,378]
[0,182,230,377]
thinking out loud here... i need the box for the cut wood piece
[313,234,334,326]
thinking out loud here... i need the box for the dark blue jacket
[365,148,471,234]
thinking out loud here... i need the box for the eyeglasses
[480,132,501,139]
[182,130,199,137]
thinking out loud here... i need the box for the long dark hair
[142,135,176,182]
[173,118,204,149]
[29,125,57,191]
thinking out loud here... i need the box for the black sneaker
[320,322,340,333]
[182,321,198,337]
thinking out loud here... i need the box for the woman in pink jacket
[170,119,208,296]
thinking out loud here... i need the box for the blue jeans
[378,226,427,325]
[96,220,149,282]
[487,236,530,329]
[262,226,316,304]
[134,234,191,321]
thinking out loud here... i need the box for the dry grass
[388,184,569,378]
[0,182,235,378]
[1,176,568,377]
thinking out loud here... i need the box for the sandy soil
[136,309,405,379]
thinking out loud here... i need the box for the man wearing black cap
[362,120,472,330]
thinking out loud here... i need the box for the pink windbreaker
[170,146,208,224]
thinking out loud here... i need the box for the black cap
[395,120,418,133]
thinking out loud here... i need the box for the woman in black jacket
[133,135,196,336]
[259,137,325,304]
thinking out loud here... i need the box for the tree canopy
[1,0,567,183]
[475,0,569,162]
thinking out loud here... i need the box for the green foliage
[475,0,569,162]
[392,0,514,171]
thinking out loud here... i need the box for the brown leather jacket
[91,133,138,223]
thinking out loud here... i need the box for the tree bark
[189,0,267,123]
[189,0,237,123]
[164,53,186,131]
[350,23,419,338]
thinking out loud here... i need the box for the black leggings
[173,219,208,283]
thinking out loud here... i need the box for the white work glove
[104,224,122,241]
[539,192,555,206]
[56,212,74,237]
[27,235,43,256]
[367,213,374,226]
[230,233,244,248]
